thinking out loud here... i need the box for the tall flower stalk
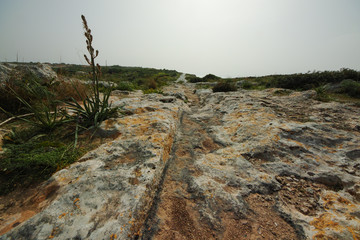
[81,15,101,106]
[65,15,117,129]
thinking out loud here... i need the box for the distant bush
[340,79,360,98]
[212,82,237,92]
[187,76,203,83]
[114,82,134,91]
[242,80,253,89]
[147,79,158,89]
[202,74,220,82]
[269,68,360,90]
[187,73,221,83]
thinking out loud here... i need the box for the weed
[315,86,332,102]
[4,79,69,131]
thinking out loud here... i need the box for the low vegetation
[234,68,360,101]
[0,15,118,195]
[186,73,221,83]
[212,81,237,92]
[53,64,180,93]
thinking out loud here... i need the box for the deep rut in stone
[139,89,221,239]
[138,87,301,240]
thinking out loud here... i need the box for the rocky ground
[1,80,360,239]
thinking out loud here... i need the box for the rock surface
[1,82,360,239]
[0,63,57,82]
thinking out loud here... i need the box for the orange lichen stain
[347,226,360,240]
[322,193,356,210]
[310,213,342,233]
[337,196,351,205]
[73,198,80,209]
[0,210,36,235]
[287,139,308,149]
[110,233,117,240]
[312,193,360,239]
[323,146,337,153]
[48,227,59,239]
[272,134,280,142]
[260,174,270,182]
[58,213,67,219]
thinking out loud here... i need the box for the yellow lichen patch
[347,226,360,240]
[310,213,342,233]
[73,198,80,209]
[58,212,67,219]
[48,227,60,239]
[287,139,310,150]
[110,233,117,240]
[322,193,357,210]
[272,134,280,142]
[311,192,360,239]
[260,174,271,182]
[323,146,337,154]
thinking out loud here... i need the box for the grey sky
[0,0,359,77]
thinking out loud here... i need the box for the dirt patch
[154,197,213,240]
[276,175,323,216]
[238,194,299,240]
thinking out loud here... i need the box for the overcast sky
[0,0,359,77]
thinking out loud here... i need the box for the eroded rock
[1,84,360,240]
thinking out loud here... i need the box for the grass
[0,124,80,195]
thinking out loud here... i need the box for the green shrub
[340,79,360,98]
[242,81,253,89]
[188,76,203,83]
[0,138,81,195]
[202,74,220,82]
[187,73,221,83]
[212,82,237,92]
[315,86,331,102]
[115,82,134,91]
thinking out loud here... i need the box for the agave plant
[65,15,118,129]
[6,79,69,131]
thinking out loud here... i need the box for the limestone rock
[1,85,360,240]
